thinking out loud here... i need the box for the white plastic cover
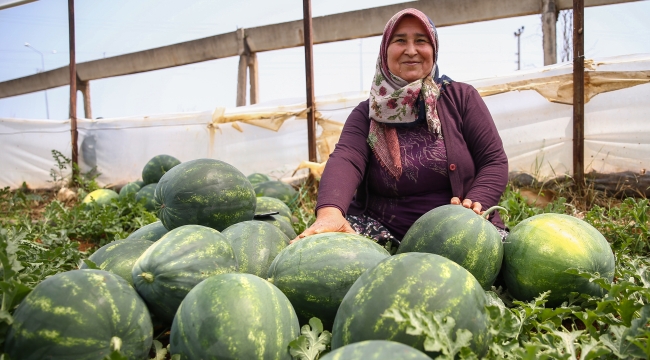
[1,54,648,189]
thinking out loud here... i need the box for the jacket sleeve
[315,100,371,215]
[460,86,509,210]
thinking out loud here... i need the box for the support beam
[77,80,92,119]
[236,54,248,107]
[68,0,78,174]
[573,0,585,188]
[248,53,259,105]
[303,0,317,163]
[542,0,558,65]
[0,0,640,99]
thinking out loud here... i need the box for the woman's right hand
[290,207,356,244]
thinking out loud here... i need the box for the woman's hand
[290,207,356,244]
[451,197,482,215]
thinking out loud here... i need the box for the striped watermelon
[125,221,169,242]
[503,213,615,307]
[257,214,297,239]
[268,233,390,329]
[155,158,256,231]
[247,172,271,185]
[131,224,238,323]
[118,182,141,198]
[170,273,299,360]
[321,340,431,360]
[222,220,289,278]
[142,154,181,185]
[253,180,298,205]
[256,196,293,221]
[80,239,153,286]
[4,269,153,360]
[332,253,490,356]
[135,183,158,212]
[397,204,504,289]
[82,188,118,206]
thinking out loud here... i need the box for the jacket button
[449,163,456,171]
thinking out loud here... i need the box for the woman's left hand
[451,197,482,214]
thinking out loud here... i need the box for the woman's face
[386,15,434,83]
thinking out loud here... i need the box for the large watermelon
[155,158,256,231]
[131,224,238,323]
[135,183,158,212]
[332,253,490,357]
[502,213,615,307]
[254,180,298,205]
[268,233,390,329]
[80,239,153,286]
[118,182,141,199]
[321,340,431,360]
[142,154,181,185]
[256,196,293,221]
[397,204,505,289]
[222,220,289,278]
[125,221,169,242]
[170,273,299,359]
[4,269,153,360]
[82,188,118,206]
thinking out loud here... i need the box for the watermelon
[155,158,256,231]
[257,214,297,239]
[397,204,505,290]
[256,196,293,221]
[142,154,181,185]
[247,172,271,185]
[118,182,141,198]
[82,188,118,206]
[134,180,145,187]
[268,233,390,329]
[332,253,490,356]
[321,340,431,360]
[135,183,158,212]
[254,180,298,205]
[222,220,289,278]
[502,213,615,307]
[131,224,238,323]
[170,273,299,360]
[4,269,153,360]
[126,221,169,241]
[80,239,153,286]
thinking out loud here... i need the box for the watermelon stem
[481,206,507,220]
[139,272,155,283]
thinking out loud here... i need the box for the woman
[293,8,508,246]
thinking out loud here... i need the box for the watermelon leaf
[288,317,332,360]
[150,340,168,360]
[82,259,100,269]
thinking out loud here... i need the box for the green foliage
[49,149,100,192]
[584,198,649,255]
[289,317,332,360]
[498,183,567,229]
[289,180,317,237]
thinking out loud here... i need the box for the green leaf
[150,340,168,360]
[82,259,100,270]
[288,317,332,360]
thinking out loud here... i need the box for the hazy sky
[1,0,649,119]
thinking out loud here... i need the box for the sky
[0,0,649,119]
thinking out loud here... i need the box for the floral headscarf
[368,8,449,180]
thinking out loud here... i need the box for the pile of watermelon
[6,155,617,359]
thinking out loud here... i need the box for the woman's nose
[404,41,417,56]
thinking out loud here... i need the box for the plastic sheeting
[1,54,649,189]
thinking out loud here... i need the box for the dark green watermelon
[222,220,289,278]
[118,182,141,199]
[397,204,504,290]
[131,224,238,323]
[503,213,615,307]
[170,273,299,360]
[247,172,271,186]
[257,214,297,239]
[332,253,491,357]
[255,196,292,221]
[80,239,153,286]
[155,158,256,231]
[142,154,181,185]
[321,340,431,360]
[268,233,390,330]
[254,180,298,205]
[126,221,169,242]
[135,183,158,212]
[4,269,153,360]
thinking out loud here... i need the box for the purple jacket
[317,81,508,235]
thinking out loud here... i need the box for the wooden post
[303,0,317,163]
[236,54,248,106]
[248,52,259,105]
[78,79,92,119]
[68,0,78,176]
[542,0,558,65]
[573,0,585,188]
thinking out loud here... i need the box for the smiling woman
[293,8,509,248]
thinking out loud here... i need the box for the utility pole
[514,26,524,70]
[24,43,51,119]
[573,0,585,189]
[303,0,317,163]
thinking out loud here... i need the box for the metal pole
[303,0,317,163]
[68,0,78,175]
[24,43,50,119]
[573,0,585,188]
[514,26,524,70]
